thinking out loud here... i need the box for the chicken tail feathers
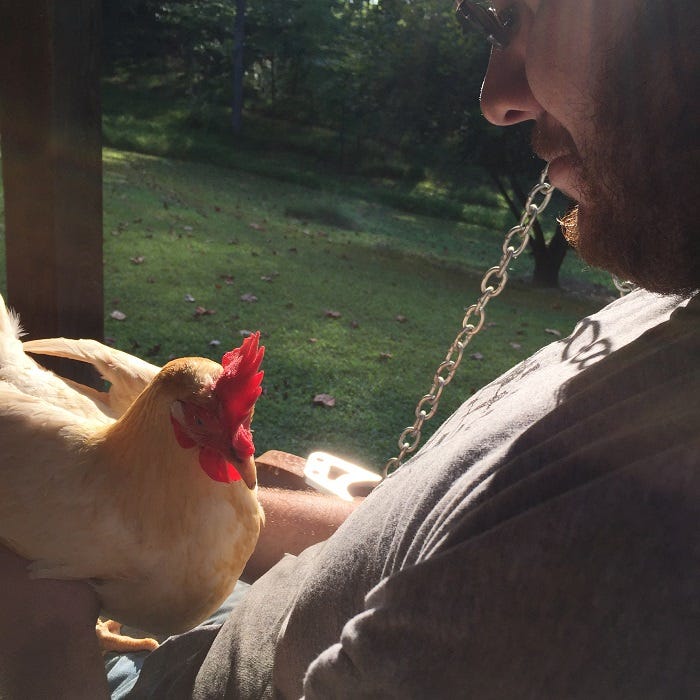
[22,337,160,416]
[0,294,25,341]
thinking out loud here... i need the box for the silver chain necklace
[382,165,555,477]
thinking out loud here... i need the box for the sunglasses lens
[455,1,510,49]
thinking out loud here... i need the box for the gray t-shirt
[130,289,699,699]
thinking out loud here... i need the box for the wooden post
[0,0,103,386]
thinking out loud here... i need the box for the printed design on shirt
[561,318,612,369]
[464,356,542,421]
[425,355,544,453]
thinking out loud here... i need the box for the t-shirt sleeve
[302,461,699,699]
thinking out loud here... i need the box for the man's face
[481,0,631,203]
[479,0,699,294]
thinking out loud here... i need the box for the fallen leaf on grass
[130,256,145,265]
[249,222,265,231]
[184,293,196,303]
[379,352,393,361]
[395,315,408,323]
[220,274,235,285]
[194,306,216,317]
[324,310,341,319]
[209,339,221,347]
[241,293,258,303]
[544,328,562,337]
[509,342,522,350]
[470,352,484,361]
[313,393,336,408]
[110,310,127,321]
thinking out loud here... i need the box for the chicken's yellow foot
[96,618,159,654]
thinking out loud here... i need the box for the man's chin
[561,203,630,281]
[561,202,698,296]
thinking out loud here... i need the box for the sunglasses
[454,0,518,50]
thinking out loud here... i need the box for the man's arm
[0,546,108,699]
[241,485,360,583]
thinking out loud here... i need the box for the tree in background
[101,0,569,286]
[460,117,570,288]
[232,0,245,133]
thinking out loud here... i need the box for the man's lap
[105,582,251,698]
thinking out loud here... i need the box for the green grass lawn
[0,147,614,471]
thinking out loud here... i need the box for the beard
[539,4,700,296]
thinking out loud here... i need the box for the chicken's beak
[234,454,258,490]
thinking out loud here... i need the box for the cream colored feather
[22,337,160,418]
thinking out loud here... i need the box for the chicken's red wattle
[198,448,241,484]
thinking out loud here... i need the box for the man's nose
[480,47,541,127]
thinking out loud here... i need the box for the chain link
[382,166,554,478]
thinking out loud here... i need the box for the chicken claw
[96,618,159,653]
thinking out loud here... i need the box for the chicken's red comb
[214,333,264,447]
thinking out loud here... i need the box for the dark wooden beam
[0,0,103,385]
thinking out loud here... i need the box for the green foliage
[102,73,504,226]
[101,0,556,258]
[103,1,493,170]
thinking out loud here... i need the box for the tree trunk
[232,0,246,134]
[531,225,569,288]
[489,170,569,288]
